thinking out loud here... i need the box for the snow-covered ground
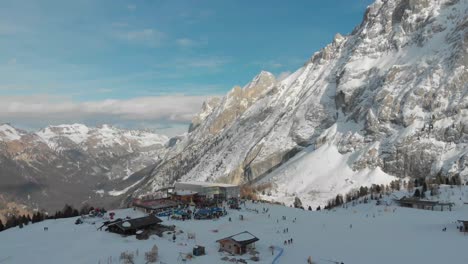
[256,143,396,208]
[1,186,468,264]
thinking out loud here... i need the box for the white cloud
[0,95,213,136]
[7,58,17,65]
[277,71,291,82]
[0,22,26,35]
[176,38,207,48]
[114,28,166,46]
[180,57,229,68]
[176,38,197,47]
[96,88,113,93]
[111,22,129,27]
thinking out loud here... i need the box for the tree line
[0,203,100,232]
[322,175,463,210]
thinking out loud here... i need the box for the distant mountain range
[0,123,167,211]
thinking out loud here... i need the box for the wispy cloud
[176,38,198,47]
[127,4,136,11]
[276,71,291,81]
[113,28,166,46]
[7,58,17,65]
[96,88,113,93]
[111,22,129,28]
[251,57,306,73]
[179,57,230,68]
[0,21,27,35]
[252,60,283,69]
[0,94,215,136]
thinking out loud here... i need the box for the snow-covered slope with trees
[126,0,468,207]
[2,185,468,264]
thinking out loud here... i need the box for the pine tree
[422,182,428,195]
[80,204,91,215]
[62,204,74,218]
[0,219,4,231]
[21,215,29,226]
[293,197,303,208]
[414,189,421,198]
[6,215,18,229]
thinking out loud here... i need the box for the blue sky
[0,0,374,136]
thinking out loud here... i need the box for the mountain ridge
[122,0,468,207]
[0,123,168,211]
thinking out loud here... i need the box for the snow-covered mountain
[124,0,468,208]
[0,123,168,211]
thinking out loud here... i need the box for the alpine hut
[216,231,259,255]
[106,214,162,235]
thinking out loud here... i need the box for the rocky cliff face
[128,0,467,206]
[0,124,167,211]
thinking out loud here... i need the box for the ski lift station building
[174,181,240,199]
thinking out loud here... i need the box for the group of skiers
[283,238,294,245]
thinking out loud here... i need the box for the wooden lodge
[105,214,163,235]
[216,231,259,255]
[174,181,240,200]
[395,197,454,211]
[132,198,180,213]
[170,190,199,204]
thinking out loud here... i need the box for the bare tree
[119,251,135,264]
[145,245,158,263]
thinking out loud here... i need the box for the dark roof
[396,197,439,206]
[133,198,180,210]
[217,231,259,246]
[108,214,162,231]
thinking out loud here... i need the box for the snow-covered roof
[174,190,198,196]
[217,231,259,245]
[108,214,162,231]
[176,181,238,188]
[230,232,257,242]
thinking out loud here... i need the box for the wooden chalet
[395,197,453,211]
[170,190,198,203]
[106,214,162,235]
[216,231,259,255]
[132,198,180,213]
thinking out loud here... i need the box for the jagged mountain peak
[189,71,277,135]
[0,123,24,141]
